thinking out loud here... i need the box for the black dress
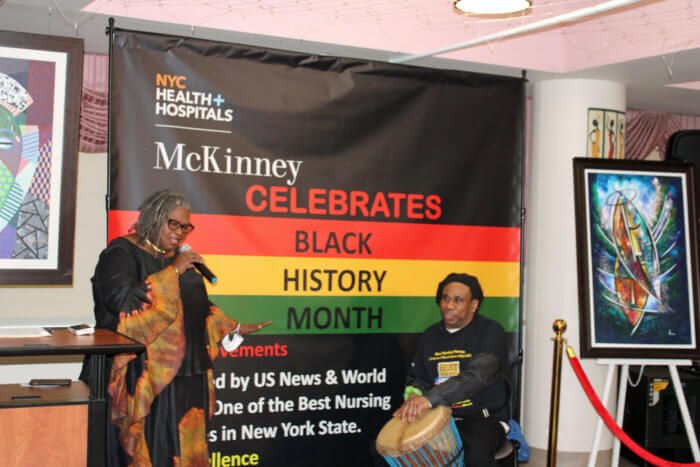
[82,237,238,467]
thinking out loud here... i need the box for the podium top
[0,328,144,357]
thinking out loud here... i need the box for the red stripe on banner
[109,210,520,261]
[108,210,137,241]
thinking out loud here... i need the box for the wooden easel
[587,359,700,467]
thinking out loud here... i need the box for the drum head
[376,405,452,458]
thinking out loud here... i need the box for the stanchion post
[547,319,567,467]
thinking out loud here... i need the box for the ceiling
[1,0,700,114]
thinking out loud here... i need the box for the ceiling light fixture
[454,0,531,15]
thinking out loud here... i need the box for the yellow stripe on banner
[203,255,520,297]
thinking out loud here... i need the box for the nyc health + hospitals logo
[154,73,234,123]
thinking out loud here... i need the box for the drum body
[376,405,464,466]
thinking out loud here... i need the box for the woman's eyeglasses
[167,219,195,234]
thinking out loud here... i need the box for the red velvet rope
[565,346,700,467]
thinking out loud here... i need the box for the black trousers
[455,417,507,467]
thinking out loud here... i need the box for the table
[0,328,144,466]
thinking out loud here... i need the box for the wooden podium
[0,329,144,466]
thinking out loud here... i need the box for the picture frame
[587,108,626,159]
[0,30,83,285]
[573,158,700,359]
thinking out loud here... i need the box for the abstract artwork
[0,31,82,285]
[574,158,700,359]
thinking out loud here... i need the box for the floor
[619,455,642,466]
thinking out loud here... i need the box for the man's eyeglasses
[167,219,195,234]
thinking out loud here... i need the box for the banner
[109,29,523,466]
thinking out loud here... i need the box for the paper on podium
[0,327,52,338]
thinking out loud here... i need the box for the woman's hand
[238,321,272,336]
[393,394,431,423]
[171,248,205,275]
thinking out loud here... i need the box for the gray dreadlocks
[131,189,191,247]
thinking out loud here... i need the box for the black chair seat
[494,438,514,460]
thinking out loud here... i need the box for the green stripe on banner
[210,295,519,334]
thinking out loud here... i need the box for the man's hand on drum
[393,394,431,423]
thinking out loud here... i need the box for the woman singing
[82,189,270,466]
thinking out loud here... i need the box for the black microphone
[178,244,218,284]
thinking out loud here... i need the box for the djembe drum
[376,405,464,466]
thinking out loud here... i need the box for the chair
[494,366,528,466]
[494,436,515,461]
[494,375,516,464]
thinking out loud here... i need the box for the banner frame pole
[514,69,528,425]
[105,17,114,240]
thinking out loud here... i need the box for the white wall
[0,152,107,383]
[524,79,626,455]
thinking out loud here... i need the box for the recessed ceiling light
[454,0,532,15]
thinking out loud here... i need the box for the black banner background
[110,30,523,227]
[109,28,524,466]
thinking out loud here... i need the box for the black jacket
[406,314,508,420]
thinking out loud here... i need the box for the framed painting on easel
[573,157,700,359]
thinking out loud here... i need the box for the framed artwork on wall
[573,157,700,359]
[587,109,604,159]
[0,30,83,285]
[587,108,626,159]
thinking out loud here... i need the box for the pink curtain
[626,109,700,160]
[79,53,108,153]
